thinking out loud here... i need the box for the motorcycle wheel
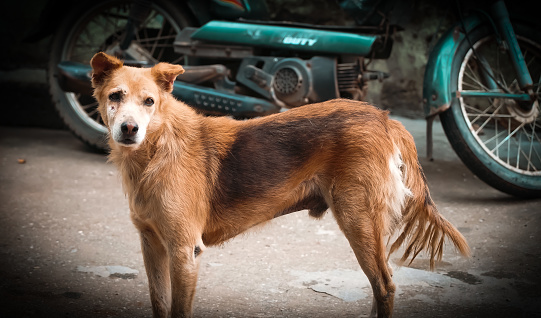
[441,24,541,198]
[48,0,193,151]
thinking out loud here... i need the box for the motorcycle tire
[440,23,541,198]
[48,0,194,151]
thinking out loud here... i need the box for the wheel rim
[60,1,185,132]
[458,35,541,176]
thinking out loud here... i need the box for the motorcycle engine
[236,56,339,107]
[273,66,302,104]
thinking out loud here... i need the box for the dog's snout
[121,120,139,136]
[114,117,142,146]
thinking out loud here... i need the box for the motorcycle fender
[422,15,484,118]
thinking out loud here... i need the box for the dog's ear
[90,52,123,87]
[151,63,185,93]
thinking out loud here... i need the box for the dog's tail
[388,120,470,270]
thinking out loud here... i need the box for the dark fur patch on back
[210,104,389,213]
[212,114,343,209]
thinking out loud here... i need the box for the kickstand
[426,114,436,161]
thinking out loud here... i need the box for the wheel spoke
[170,55,185,65]
[532,126,541,144]
[157,22,174,61]
[464,103,483,114]
[513,126,540,171]
[507,117,511,165]
[516,130,522,169]
[495,117,499,158]
[136,34,177,43]
[496,51,507,88]
[87,108,99,117]
[149,14,164,57]
[134,21,141,46]
[464,100,497,126]
[533,148,541,171]
[466,113,514,118]
[482,128,507,145]
[526,123,537,171]
[464,64,489,91]
[102,9,126,40]
[140,43,176,49]
[102,11,129,21]
[491,122,526,154]
[518,143,538,171]
[473,103,504,135]
[81,101,98,110]
[524,49,538,71]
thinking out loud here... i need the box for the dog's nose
[121,120,139,136]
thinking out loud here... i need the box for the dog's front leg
[169,242,201,318]
[140,229,171,318]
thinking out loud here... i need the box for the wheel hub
[505,100,539,124]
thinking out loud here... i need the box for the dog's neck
[108,99,202,193]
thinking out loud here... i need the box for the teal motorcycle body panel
[191,21,379,56]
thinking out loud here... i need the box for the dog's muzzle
[119,119,139,145]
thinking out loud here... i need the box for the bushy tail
[389,198,470,270]
[388,120,470,270]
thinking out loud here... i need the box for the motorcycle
[27,0,540,197]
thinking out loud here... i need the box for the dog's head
[90,52,185,149]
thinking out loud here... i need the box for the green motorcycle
[28,0,540,197]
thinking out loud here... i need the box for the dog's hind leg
[331,193,396,318]
[139,228,172,318]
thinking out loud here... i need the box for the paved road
[0,116,540,318]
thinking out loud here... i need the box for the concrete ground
[0,116,540,318]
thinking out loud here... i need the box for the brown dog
[90,52,469,318]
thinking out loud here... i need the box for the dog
[90,52,470,318]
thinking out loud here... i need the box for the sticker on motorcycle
[282,36,317,46]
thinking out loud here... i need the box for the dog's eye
[109,92,121,102]
[144,97,154,106]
